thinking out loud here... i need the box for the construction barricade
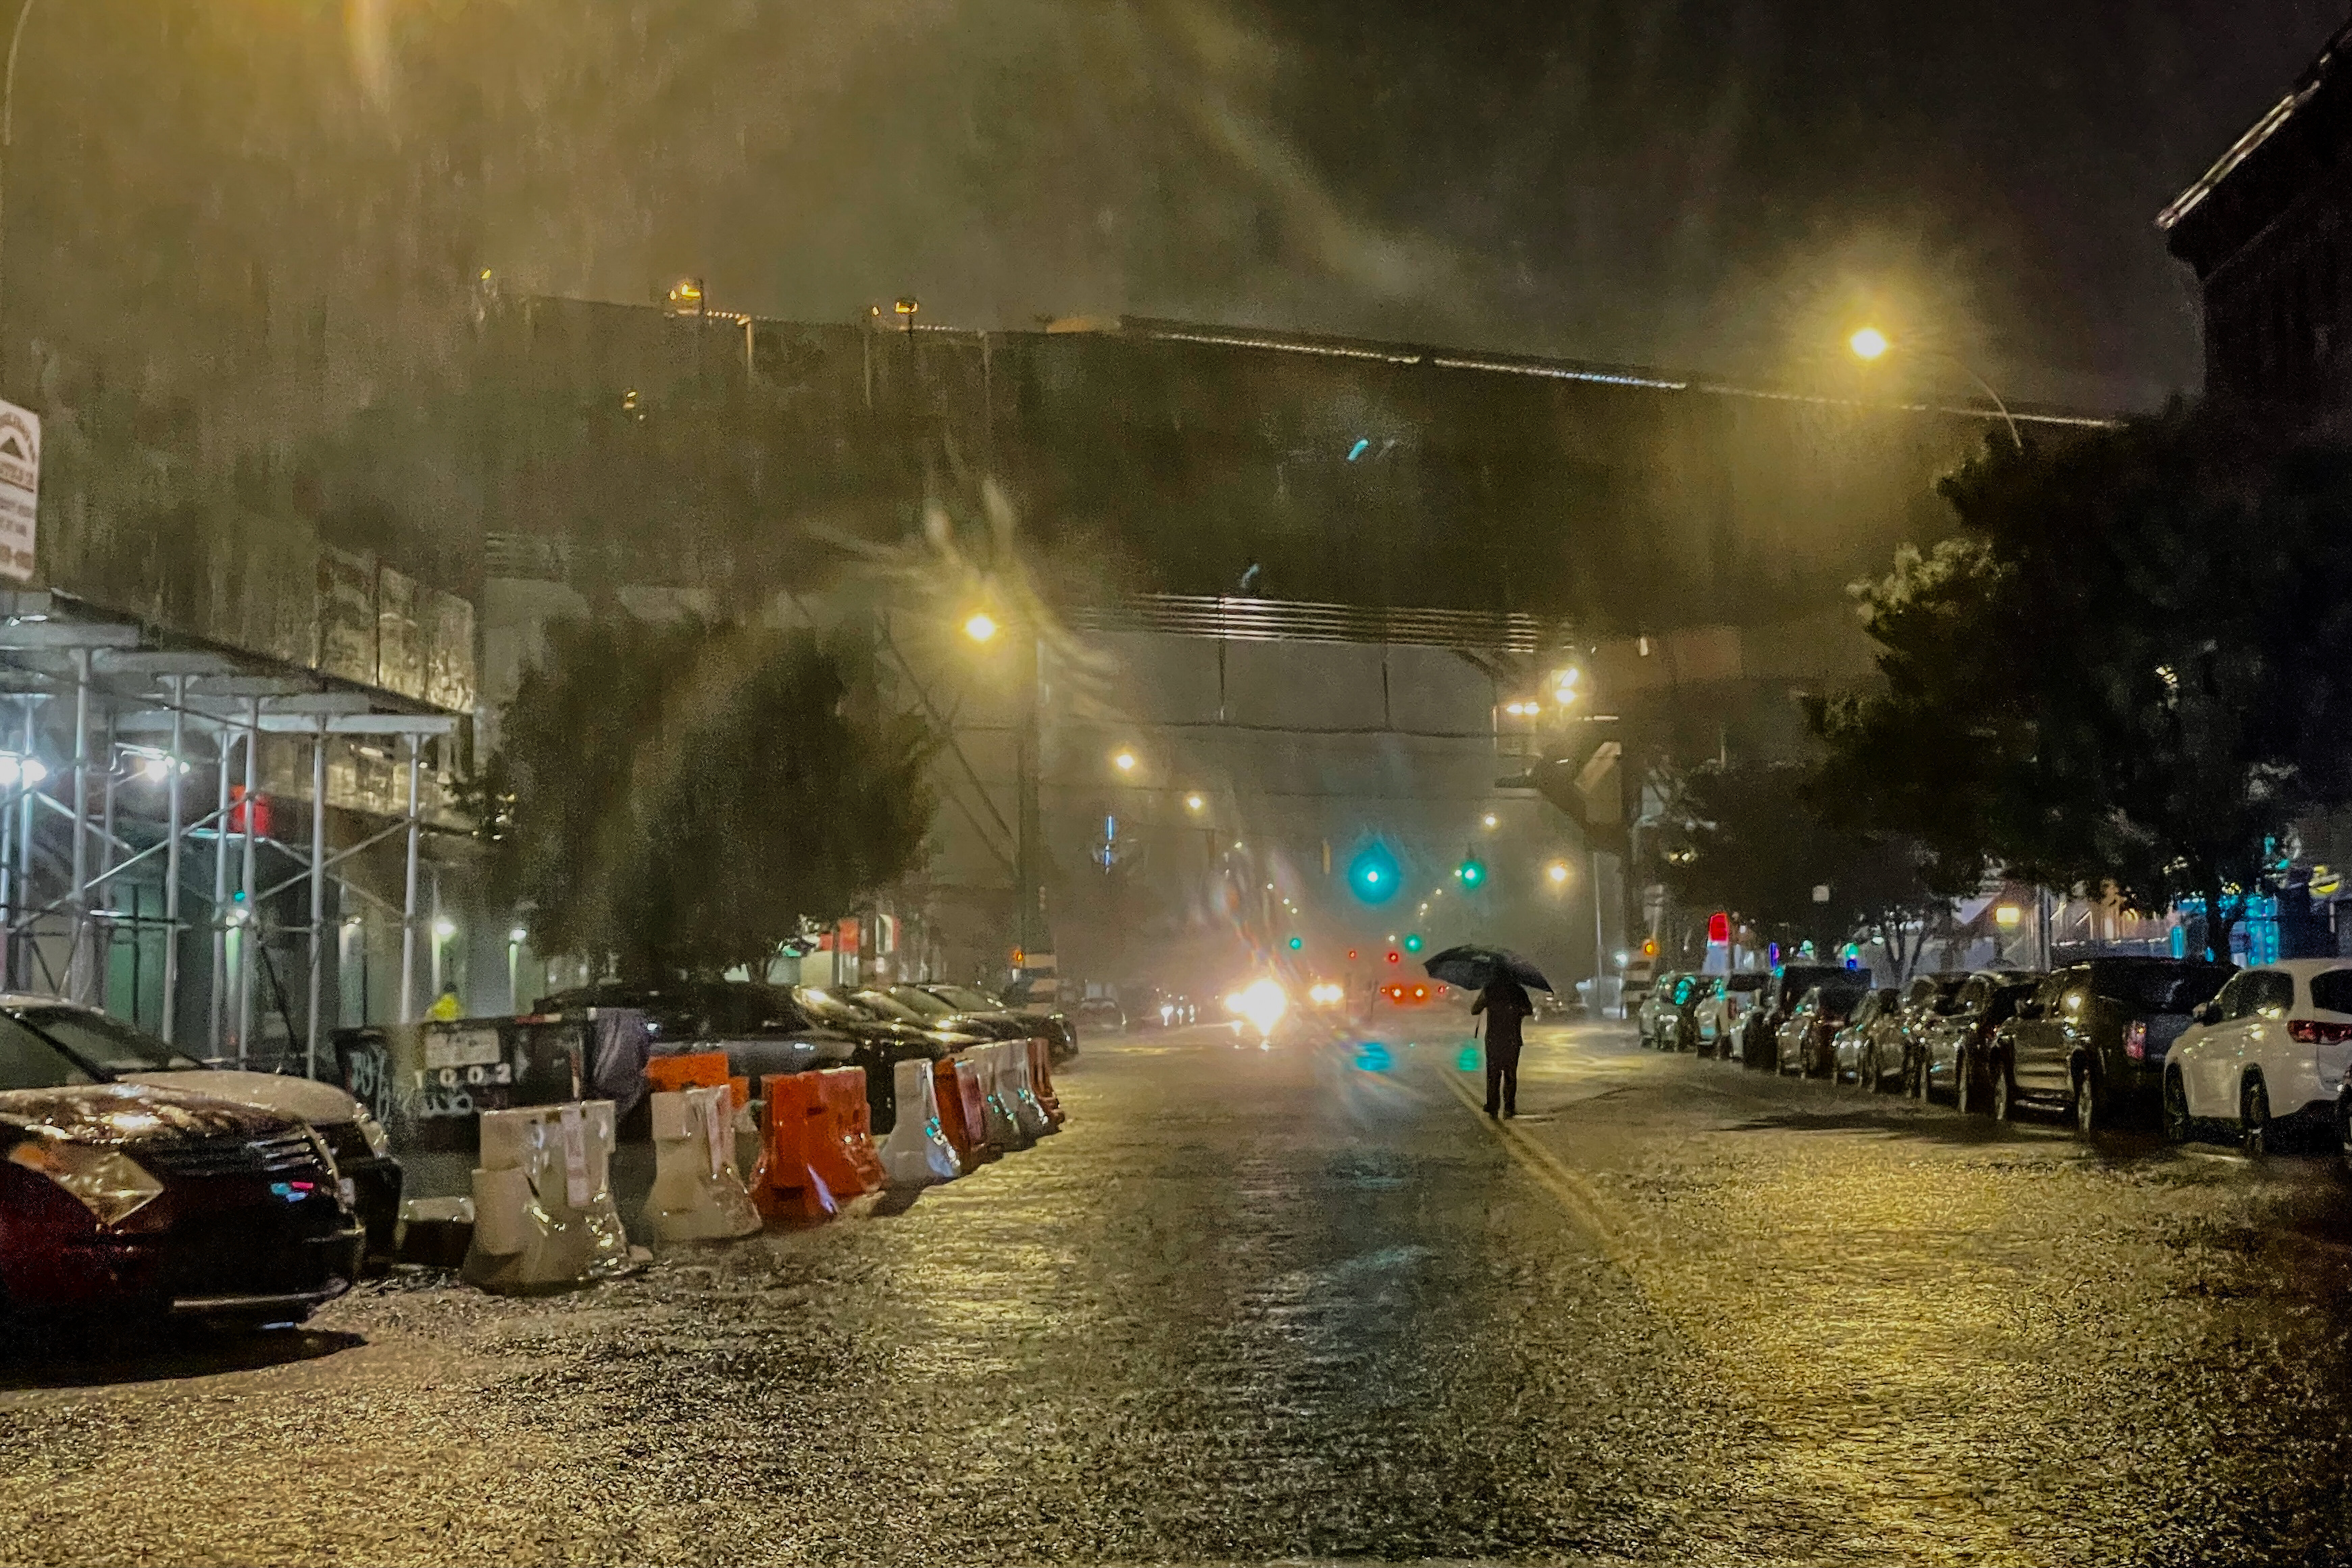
[644,1083,762,1243]
[935,1057,995,1167]
[878,1057,962,1188]
[811,1067,888,1197]
[461,1101,634,1293]
[996,1040,1054,1141]
[751,1067,889,1223]
[645,1050,732,1096]
[1027,1037,1066,1127]
[972,1044,1031,1151]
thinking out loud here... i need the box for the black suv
[1985,956,2233,1131]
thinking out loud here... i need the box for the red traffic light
[1707,911,1731,944]
[1386,950,1400,964]
[1347,948,1359,961]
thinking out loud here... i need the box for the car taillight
[2124,1020,2148,1062]
[2288,1019,2352,1044]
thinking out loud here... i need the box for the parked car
[996,978,1082,1059]
[1634,971,1686,1049]
[791,986,977,1133]
[536,980,859,1081]
[2163,960,2352,1154]
[1640,972,1703,1050]
[1737,965,1848,1069]
[1840,974,1963,1092]
[1693,974,1767,1059]
[1829,987,1900,1086]
[3,997,402,1260]
[1775,980,1871,1078]
[1072,996,1126,1034]
[0,1018,366,1327]
[1913,970,2039,1109]
[1984,957,2233,1131]
[926,983,1078,1062]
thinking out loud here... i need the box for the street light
[1546,861,1571,886]
[963,611,999,643]
[1112,750,1137,774]
[1481,813,1498,829]
[1848,326,2020,449]
[1185,792,1205,812]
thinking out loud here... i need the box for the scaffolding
[0,589,465,1076]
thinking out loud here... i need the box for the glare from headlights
[7,1136,164,1226]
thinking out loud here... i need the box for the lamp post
[966,603,1045,961]
[1848,327,2021,451]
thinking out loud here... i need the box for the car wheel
[2162,1069,2192,1145]
[1992,1057,2016,1122]
[2072,1061,2100,1136]
[1862,1046,1881,1093]
[1956,1049,1978,1114]
[2241,1075,2271,1159]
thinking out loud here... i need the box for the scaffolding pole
[235,696,258,1066]
[306,718,327,1079]
[160,675,184,1042]
[398,732,420,1025]
[67,647,88,1003]
[208,722,232,1054]
[12,699,31,992]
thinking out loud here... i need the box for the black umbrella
[1423,944,1552,993]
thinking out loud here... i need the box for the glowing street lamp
[1848,326,1889,361]
[1185,792,1204,812]
[1112,750,1137,774]
[963,611,999,644]
[1847,325,2020,449]
[1546,861,1571,886]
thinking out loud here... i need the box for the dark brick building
[2161,20,2352,403]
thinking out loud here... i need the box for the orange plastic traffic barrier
[751,1073,837,1224]
[1028,1038,1066,1127]
[646,1051,731,1095]
[933,1058,993,1167]
[728,1075,751,1110]
[807,1066,886,1198]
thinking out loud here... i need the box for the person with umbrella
[1425,945,1550,1118]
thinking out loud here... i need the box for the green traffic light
[1403,933,1424,953]
[1458,857,1486,888]
[1288,935,1303,951]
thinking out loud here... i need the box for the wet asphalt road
[9,1014,2352,1565]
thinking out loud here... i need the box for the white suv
[1692,974,1766,1059]
[2163,960,2352,1155]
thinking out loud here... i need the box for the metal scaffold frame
[0,590,462,1076]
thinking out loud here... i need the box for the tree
[1811,405,2352,961]
[1655,758,1948,977]
[478,616,936,979]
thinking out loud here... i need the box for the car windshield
[13,1007,205,1075]
[2088,962,2232,1015]
[930,985,1001,1012]
[879,987,954,1021]
[0,1013,95,1090]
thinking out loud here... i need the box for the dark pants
[1484,1038,1522,1115]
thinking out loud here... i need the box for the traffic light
[1457,856,1486,888]
[1707,911,1731,944]
[1641,937,1659,958]
[1287,935,1303,951]
[1403,933,1424,953]
[1348,842,1401,905]
[1386,950,1401,964]
[1347,948,1358,961]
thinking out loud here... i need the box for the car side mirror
[2191,1001,2218,1026]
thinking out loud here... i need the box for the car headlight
[354,1109,392,1160]
[8,1137,165,1226]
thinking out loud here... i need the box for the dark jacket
[1473,980,1532,1052]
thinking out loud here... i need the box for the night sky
[17,1,2350,419]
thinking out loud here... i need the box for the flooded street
[8,1017,2352,1565]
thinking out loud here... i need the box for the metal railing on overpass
[1063,593,1574,655]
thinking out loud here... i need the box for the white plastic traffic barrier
[1004,1039,1057,1138]
[645,1084,762,1243]
[993,1040,1052,1141]
[877,1057,962,1188]
[461,1100,633,1293]
[970,1044,1029,1151]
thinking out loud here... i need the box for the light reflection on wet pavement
[6,1015,2352,1564]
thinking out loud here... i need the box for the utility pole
[1014,629,1045,958]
